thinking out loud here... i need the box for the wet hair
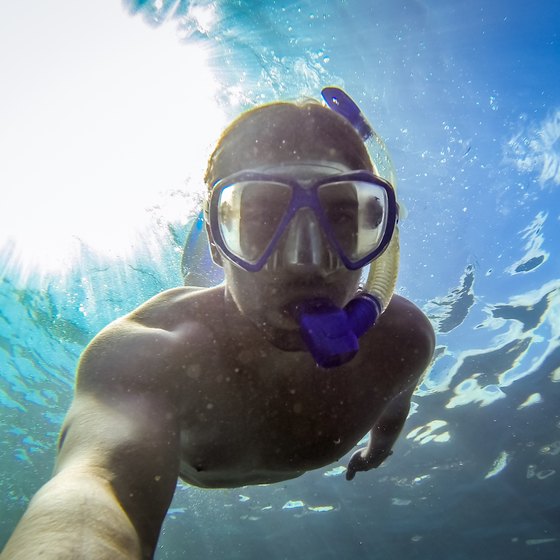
[205,100,372,188]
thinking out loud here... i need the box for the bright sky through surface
[0,0,225,279]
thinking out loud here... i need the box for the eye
[364,198,383,229]
[324,200,358,225]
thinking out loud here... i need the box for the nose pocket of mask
[279,208,327,267]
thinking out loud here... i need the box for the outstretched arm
[1,323,181,560]
[1,392,179,560]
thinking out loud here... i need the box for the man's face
[217,161,363,350]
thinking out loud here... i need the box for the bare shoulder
[380,294,435,344]
[125,285,225,329]
[77,286,225,395]
[359,294,435,390]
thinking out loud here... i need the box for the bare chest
[175,344,399,487]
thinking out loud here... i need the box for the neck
[222,288,307,353]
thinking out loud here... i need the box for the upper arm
[56,324,181,553]
[376,386,414,427]
[369,296,435,433]
[381,294,435,390]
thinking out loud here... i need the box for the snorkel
[292,87,400,368]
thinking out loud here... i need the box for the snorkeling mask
[183,87,400,368]
[207,166,397,272]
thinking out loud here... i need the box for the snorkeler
[1,88,434,560]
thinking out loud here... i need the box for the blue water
[2,0,560,558]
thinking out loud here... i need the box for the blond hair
[205,100,372,187]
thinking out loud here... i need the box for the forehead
[206,103,373,186]
[257,161,352,179]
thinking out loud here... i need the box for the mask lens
[217,181,292,264]
[317,180,388,263]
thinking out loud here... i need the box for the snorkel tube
[293,87,400,368]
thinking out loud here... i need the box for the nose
[265,208,340,273]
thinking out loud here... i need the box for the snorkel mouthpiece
[294,294,381,368]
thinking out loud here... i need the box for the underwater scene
[1,0,559,558]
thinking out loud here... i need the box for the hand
[345,447,393,481]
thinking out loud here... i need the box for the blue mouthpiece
[294,294,381,368]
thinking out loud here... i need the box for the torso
[126,286,431,488]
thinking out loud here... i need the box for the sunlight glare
[0,0,225,282]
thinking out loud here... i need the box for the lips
[280,287,345,319]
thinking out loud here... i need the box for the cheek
[224,263,264,309]
[332,270,362,304]
[349,270,363,295]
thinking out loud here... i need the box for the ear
[205,221,224,267]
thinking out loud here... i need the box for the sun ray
[0,1,225,285]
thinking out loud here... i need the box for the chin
[257,309,303,350]
[262,325,306,352]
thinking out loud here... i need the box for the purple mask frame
[207,169,398,273]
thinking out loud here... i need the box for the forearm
[365,400,411,457]
[1,470,142,560]
[346,401,411,480]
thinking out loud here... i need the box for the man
[1,90,434,560]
